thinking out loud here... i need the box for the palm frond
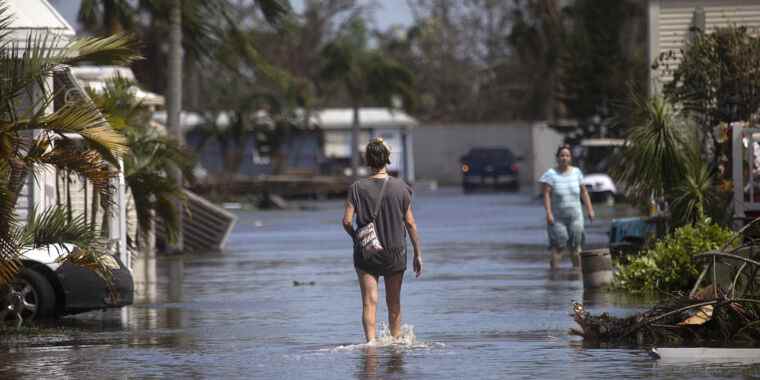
[20,206,101,250]
[613,94,688,204]
[61,33,141,66]
[0,33,62,108]
[0,3,14,49]
[127,170,183,242]
[671,145,717,226]
[15,205,114,283]
[20,101,129,163]
[0,238,22,287]
[255,0,292,26]
[34,141,117,198]
[225,21,293,90]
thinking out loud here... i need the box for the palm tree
[0,3,140,322]
[86,77,194,248]
[320,18,415,178]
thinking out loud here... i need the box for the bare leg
[550,247,563,269]
[357,269,379,342]
[384,271,404,338]
[570,247,582,268]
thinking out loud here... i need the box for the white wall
[412,122,563,190]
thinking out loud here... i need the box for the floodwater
[2,188,760,379]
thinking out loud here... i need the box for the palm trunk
[0,160,29,239]
[90,190,99,233]
[167,0,184,252]
[351,102,360,180]
[65,171,72,223]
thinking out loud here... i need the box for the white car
[2,245,133,323]
[582,173,617,204]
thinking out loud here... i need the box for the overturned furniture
[572,240,760,347]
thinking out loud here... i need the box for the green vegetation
[613,221,737,294]
[320,18,415,176]
[0,0,140,322]
[86,77,194,246]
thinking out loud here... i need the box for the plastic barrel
[580,249,613,289]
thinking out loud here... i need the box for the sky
[50,0,413,31]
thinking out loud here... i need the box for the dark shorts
[353,244,407,277]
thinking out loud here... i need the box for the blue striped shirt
[539,167,584,213]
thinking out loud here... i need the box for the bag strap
[369,176,390,222]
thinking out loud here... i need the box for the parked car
[6,245,133,322]
[460,147,521,193]
[582,173,618,204]
[578,138,625,204]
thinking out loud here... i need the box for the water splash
[329,323,445,352]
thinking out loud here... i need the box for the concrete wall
[412,122,563,191]
[530,122,566,194]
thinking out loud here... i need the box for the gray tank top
[348,176,413,252]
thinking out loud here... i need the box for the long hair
[365,138,391,169]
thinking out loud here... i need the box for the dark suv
[460,147,520,192]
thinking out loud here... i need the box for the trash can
[581,249,613,289]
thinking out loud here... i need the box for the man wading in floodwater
[342,138,423,343]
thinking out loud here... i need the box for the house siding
[650,0,760,90]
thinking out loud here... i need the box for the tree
[320,18,415,177]
[613,93,718,227]
[662,25,760,166]
[508,0,648,138]
[507,0,564,120]
[395,0,518,121]
[74,0,292,104]
[613,95,689,208]
[86,77,194,247]
[0,4,140,322]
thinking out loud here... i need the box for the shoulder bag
[356,177,390,258]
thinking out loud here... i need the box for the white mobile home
[314,108,417,183]
[7,0,129,267]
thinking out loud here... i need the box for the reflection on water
[1,190,759,379]
[357,346,406,380]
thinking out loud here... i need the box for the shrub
[613,220,737,294]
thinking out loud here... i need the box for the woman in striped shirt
[539,144,595,269]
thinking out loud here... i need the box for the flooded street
[2,189,760,379]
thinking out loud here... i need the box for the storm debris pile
[572,243,760,346]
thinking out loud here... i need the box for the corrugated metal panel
[654,0,760,83]
[156,190,238,254]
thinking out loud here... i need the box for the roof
[152,108,418,132]
[5,0,75,52]
[580,138,625,147]
[313,108,418,130]
[71,66,165,107]
[5,0,74,40]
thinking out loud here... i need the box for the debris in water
[572,241,760,347]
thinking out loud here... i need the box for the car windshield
[469,149,514,162]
